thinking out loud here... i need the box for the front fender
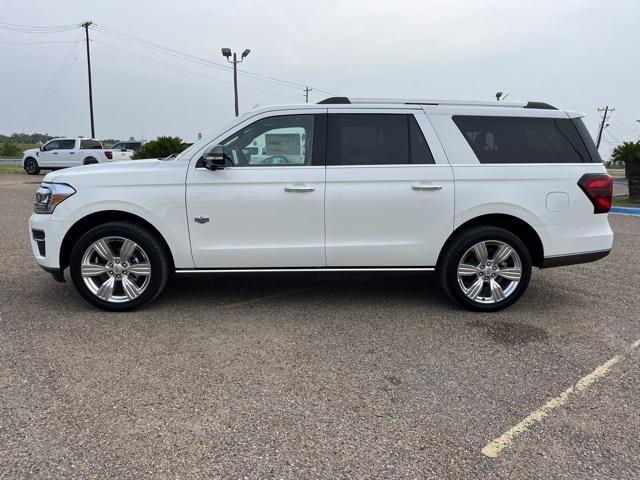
[53,198,194,269]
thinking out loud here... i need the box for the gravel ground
[1,173,639,479]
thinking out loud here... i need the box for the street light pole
[222,48,251,117]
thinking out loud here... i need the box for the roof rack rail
[318,97,556,110]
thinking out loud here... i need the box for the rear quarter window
[452,115,594,164]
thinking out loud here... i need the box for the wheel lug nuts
[116,274,121,278]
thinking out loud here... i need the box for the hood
[23,148,39,157]
[44,159,162,184]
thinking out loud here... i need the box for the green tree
[611,141,640,202]
[1,142,21,158]
[132,136,187,159]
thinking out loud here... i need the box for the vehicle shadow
[159,271,451,310]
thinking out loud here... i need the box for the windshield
[174,111,255,161]
[174,139,206,161]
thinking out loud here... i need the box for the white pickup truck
[22,138,134,175]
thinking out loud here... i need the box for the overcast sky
[2,0,639,158]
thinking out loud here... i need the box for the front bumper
[29,213,65,270]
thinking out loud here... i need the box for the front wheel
[438,226,532,312]
[24,157,40,175]
[69,222,170,311]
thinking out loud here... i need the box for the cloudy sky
[2,0,639,158]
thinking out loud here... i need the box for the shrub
[132,136,188,159]
[611,141,640,166]
[1,143,21,157]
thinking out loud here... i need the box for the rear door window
[56,139,76,150]
[452,116,593,164]
[327,114,434,165]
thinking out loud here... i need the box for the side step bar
[176,267,435,274]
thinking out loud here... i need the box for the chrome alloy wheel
[80,236,151,303]
[456,240,522,305]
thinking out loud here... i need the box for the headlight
[34,183,76,214]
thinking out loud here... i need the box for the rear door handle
[52,152,58,154]
[284,184,315,193]
[412,183,442,191]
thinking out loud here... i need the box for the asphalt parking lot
[1,173,639,479]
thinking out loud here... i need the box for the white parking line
[481,338,640,458]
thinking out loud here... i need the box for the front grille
[32,229,46,256]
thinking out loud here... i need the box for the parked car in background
[22,138,134,175]
[111,141,143,152]
[28,97,613,312]
[108,141,143,161]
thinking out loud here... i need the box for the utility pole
[82,21,95,138]
[221,48,251,117]
[596,106,614,149]
[304,86,312,103]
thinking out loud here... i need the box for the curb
[610,206,640,216]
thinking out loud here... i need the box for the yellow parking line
[481,338,640,458]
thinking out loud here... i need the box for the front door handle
[52,152,58,154]
[194,216,210,224]
[412,183,442,191]
[284,184,315,193]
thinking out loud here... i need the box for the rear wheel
[24,157,40,175]
[438,226,532,312]
[69,222,170,311]
[83,157,98,165]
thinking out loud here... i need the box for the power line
[22,32,84,132]
[91,39,301,101]
[0,20,79,33]
[0,40,81,45]
[90,23,336,96]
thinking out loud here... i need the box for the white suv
[28,98,614,312]
[22,138,131,175]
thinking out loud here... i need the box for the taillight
[104,150,113,160]
[578,174,612,214]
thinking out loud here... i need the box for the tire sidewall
[442,227,532,312]
[69,223,168,311]
[24,157,40,175]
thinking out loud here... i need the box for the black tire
[83,157,98,165]
[24,157,40,175]
[438,226,532,312]
[69,222,170,311]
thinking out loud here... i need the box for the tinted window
[80,139,102,150]
[57,139,76,150]
[42,140,60,151]
[126,142,142,151]
[221,115,314,166]
[571,118,601,163]
[327,114,434,165]
[111,142,125,149]
[453,116,592,164]
[409,116,435,164]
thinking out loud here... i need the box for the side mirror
[203,145,227,170]
[121,148,128,152]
